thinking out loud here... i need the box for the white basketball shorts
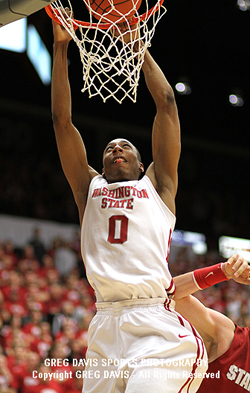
[82,298,208,393]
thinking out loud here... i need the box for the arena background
[0,3,250,391]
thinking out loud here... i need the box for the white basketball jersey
[81,175,176,302]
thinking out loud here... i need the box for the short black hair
[103,139,142,163]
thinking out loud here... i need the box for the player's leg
[121,301,208,393]
[82,310,126,393]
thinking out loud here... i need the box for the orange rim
[45,0,164,30]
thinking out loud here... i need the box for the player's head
[102,138,144,183]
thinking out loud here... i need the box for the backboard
[0,0,54,27]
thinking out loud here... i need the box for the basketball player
[51,14,207,393]
[173,254,250,393]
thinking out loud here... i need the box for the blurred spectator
[22,309,47,346]
[0,354,16,392]
[46,268,60,286]
[38,254,58,280]
[7,343,28,387]
[47,282,66,319]
[64,366,84,393]
[28,228,46,265]
[1,271,26,303]
[3,241,18,268]
[30,321,53,359]
[18,245,40,274]
[49,343,73,385]
[54,320,78,356]
[16,351,41,393]
[52,301,78,337]
[68,338,86,364]
[24,277,49,316]
[0,244,17,275]
[54,240,78,278]
[64,274,81,307]
[0,315,24,350]
[3,289,27,319]
[224,285,243,323]
[33,363,63,393]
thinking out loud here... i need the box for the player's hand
[221,254,250,284]
[52,7,73,44]
[112,19,142,51]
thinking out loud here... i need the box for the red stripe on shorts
[178,316,206,393]
[165,278,175,295]
[164,300,206,393]
[163,298,171,311]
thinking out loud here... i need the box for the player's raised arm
[51,16,98,224]
[142,50,181,214]
[173,254,250,300]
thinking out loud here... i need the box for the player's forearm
[142,50,176,109]
[51,42,72,127]
[173,262,232,300]
[173,273,199,300]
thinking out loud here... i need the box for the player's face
[102,138,144,183]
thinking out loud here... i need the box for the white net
[48,0,166,103]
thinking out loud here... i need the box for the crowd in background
[0,232,95,392]
[1,230,250,392]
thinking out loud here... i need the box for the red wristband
[193,263,229,290]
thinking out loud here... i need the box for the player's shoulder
[234,324,250,343]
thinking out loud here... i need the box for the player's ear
[139,162,144,173]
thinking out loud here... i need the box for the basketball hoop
[45,0,166,103]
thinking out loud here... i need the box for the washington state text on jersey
[92,185,149,210]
